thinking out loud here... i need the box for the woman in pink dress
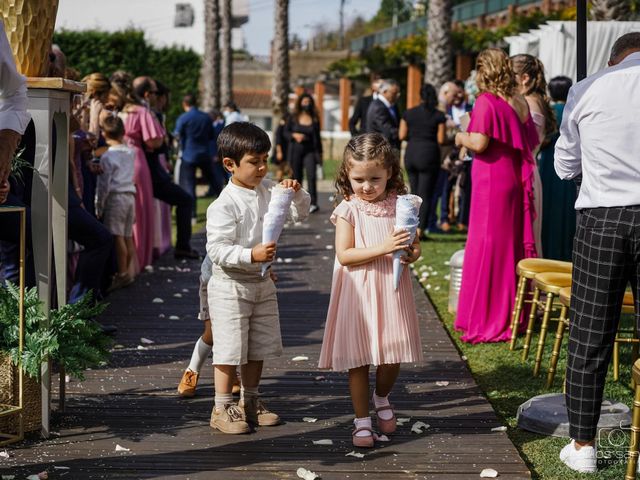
[109,71,164,273]
[319,134,423,448]
[453,49,540,344]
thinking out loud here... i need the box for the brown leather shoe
[239,398,280,426]
[177,369,199,397]
[210,404,251,434]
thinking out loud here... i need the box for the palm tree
[590,0,632,20]
[220,0,233,106]
[425,0,453,90]
[272,0,290,119]
[202,0,221,110]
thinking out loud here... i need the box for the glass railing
[350,0,540,52]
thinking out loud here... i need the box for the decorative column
[314,80,325,130]
[339,77,351,132]
[406,64,422,109]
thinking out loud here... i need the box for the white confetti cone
[393,194,422,290]
[261,186,295,276]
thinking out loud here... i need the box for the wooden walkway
[2,192,530,479]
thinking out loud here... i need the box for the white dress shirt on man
[0,20,30,134]
[206,178,310,276]
[555,51,640,209]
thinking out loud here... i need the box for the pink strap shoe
[352,427,375,448]
[375,405,396,434]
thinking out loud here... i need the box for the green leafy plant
[10,148,33,185]
[0,284,111,380]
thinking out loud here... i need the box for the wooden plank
[3,191,530,478]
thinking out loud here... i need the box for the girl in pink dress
[453,49,540,344]
[319,133,423,448]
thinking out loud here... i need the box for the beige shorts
[208,272,282,365]
[198,275,210,322]
[103,192,135,237]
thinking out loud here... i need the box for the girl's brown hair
[475,48,516,99]
[511,53,557,139]
[335,133,407,200]
[82,72,110,101]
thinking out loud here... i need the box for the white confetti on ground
[322,256,330,260]
[152,298,164,304]
[52,467,70,471]
[444,274,451,281]
[434,286,441,291]
[314,376,326,381]
[158,314,166,318]
[292,356,309,362]
[137,345,148,351]
[315,234,322,239]
[417,256,424,261]
[2,475,16,480]
[276,257,284,263]
[140,338,154,345]
[173,293,183,298]
[312,439,333,445]
[144,265,154,273]
[345,451,365,458]
[436,381,449,387]
[182,288,189,292]
[325,245,334,250]
[421,272,429,278]
[169,315,180,320]
[296,467,320,480]
[166,278,173,283]
[396,417,411,426]
[0,450,9,459]
[491,426,507,432]
[480,468,499,478]
[115,444,130,452]
[411,421,431,434]
[284,258,293,263]
[376,434,390,442]
[302,417,318,423]
[426,284,432,290]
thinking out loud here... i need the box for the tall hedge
[53,29,201,129]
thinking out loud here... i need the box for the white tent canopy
[506,21,640,82]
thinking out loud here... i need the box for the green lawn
[415,233,635,480]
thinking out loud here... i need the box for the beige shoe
[210,404,251,434]
[177,369,199,397]
[239,398,281,426]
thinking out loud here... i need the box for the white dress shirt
[0,20,30,134]
[206,178,310,277]
[95,144,136,215]
[555,51,640,209]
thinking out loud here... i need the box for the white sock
[214,392,234,410]
[241,385,259,402]
[373,391,393,420]
[187,337,213,373]
[353,417,372,437]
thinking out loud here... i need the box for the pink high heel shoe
[352,426,375,448]
[375,405,396,435]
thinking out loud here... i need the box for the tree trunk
[590,0,631,20]
[201,0,221,110]
[220,0,233,106]
[425,0,453,91]
[272,0,290,121]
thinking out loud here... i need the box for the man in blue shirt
[174,94,217,215]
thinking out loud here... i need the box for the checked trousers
[566,206,640,441]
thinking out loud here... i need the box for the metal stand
[0,206,26,446]
[26,77,84,438]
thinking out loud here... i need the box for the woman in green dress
[538,76,576,261]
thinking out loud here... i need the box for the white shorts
[198,275,210,322]
[103,192,135,237]
[208,272,282,365]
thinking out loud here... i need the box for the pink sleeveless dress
[454,93,539,344]
[318,193,424,371]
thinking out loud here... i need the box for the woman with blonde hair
[82,72,111,137]
[453,48,539,343]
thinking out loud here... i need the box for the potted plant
[0,284,111,433]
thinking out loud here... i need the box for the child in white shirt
[206,122,310,434]
[96,115,136,291]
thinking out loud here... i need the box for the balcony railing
[350,0,540,53]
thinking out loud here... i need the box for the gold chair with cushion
[546,289,636,388]
[625,358,640,479]
[521,272,572,377]
[509,258,572,351]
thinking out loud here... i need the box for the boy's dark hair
[217,122,271,165]
[183,93,197,107]
[101,114,125,140]
[548,76,573,103]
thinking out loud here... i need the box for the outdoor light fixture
[174,3,195,28]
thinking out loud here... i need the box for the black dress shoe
[100,324,118,336]
[174,248,201,260]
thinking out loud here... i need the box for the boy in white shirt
[206,122,310,434]
[96,115,137,291]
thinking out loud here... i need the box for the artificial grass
[415,232,635,480]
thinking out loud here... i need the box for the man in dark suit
[365,79,401,149]
[348,78,380,136]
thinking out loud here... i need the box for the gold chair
[625,358,640,480]
[546,289,636,388]
[509,258,572,351]
[521,272,572,377]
